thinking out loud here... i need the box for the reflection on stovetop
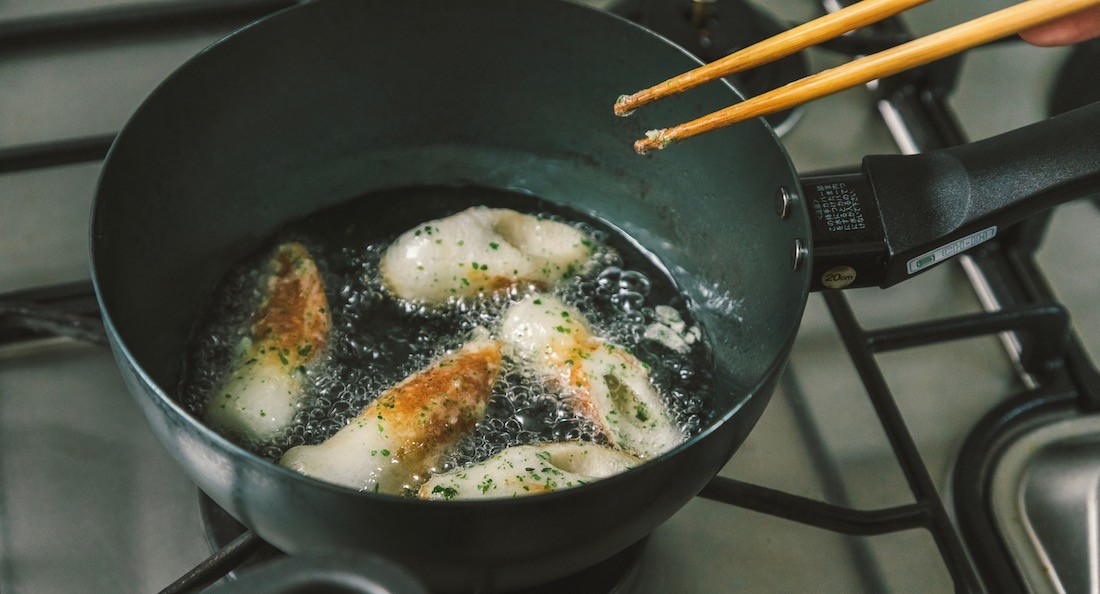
[2,0,1099,592]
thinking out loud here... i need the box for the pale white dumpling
[379,207,594,304]
[279,333,502,494]
[419,441,640,500]
[500,294,684,459]
[205,242,331,443]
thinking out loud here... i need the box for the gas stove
[1,1,1098,592]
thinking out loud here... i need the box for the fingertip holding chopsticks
[620,0,1100,155]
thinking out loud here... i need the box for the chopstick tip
[614,95,637,117]
[634,129,671,154]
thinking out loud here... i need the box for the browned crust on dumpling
[359,342,502,474]
[251,242,330,364]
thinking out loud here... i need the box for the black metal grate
[3,2,1097,593]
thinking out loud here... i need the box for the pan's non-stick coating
[91,0,808,589]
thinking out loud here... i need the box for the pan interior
[92,0,807,434]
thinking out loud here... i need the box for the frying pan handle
[801,100,1100,291]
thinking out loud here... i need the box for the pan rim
[87,0,812,507]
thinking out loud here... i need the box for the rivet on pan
[775,186,793,219]
[791,238,807,271]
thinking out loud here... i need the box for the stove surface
[1,1,1097,592]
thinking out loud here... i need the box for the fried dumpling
[205,242,330,443]
[279,333,502,494]
[500,294,684,459]
[379,206,594,304]
[418,441,640,500]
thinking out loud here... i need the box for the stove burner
[200,493,649,592]
[500,538,648,594]
[608,0,810,135]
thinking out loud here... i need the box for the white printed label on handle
[906,226,997,275]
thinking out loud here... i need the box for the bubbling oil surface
[179,185,715,481]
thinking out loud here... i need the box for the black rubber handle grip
[862,100,1100,287]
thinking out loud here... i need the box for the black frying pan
[89,0,1100,590]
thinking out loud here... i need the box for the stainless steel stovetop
[1,1,1098,592]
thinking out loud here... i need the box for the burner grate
[0,281,106,346]
[0,0,299,52]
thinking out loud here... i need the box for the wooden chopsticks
[613,0,932,116]
[623,0,1100,154]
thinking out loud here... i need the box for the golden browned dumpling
[279,333,502,494]
[500,294,684,459]
[205,242,330,442]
